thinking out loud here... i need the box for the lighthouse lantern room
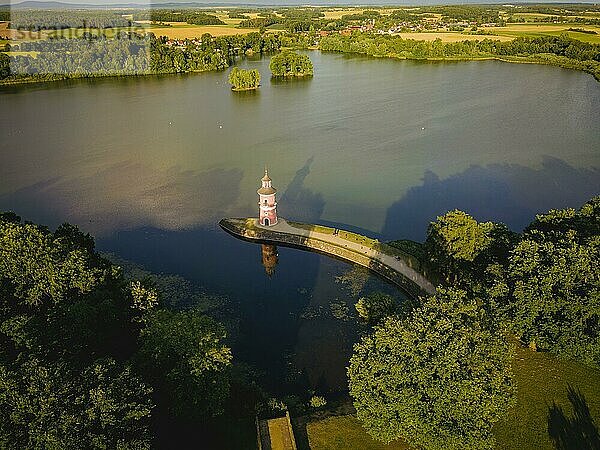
[257,168,278,226]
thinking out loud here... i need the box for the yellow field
[394,32,513,42]
[492,23,600,33]
[322,9,365,20]
[4,51,39,57]
[142,25,259,38]
[1,20,260,41]
[484,23,600,44]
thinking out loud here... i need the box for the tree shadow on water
[279,156,325,223]
[547,385,600,450]
[382,157,600,241]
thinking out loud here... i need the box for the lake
[1,51,599,393]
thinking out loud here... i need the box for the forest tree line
[3,10,132,30]
[0,32,281,84]
[132,10,225,25]
[320,33,600,80]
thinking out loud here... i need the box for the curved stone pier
[219,217,436,299]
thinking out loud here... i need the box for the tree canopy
[228,66,261,90]
[424,209,517,285]
[0,213,233,447]
[490,196,600,366]
[269,50,314,76]
[348,288,515,449]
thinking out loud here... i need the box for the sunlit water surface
[1,52,599,392]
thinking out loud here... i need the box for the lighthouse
[258,168,278,226]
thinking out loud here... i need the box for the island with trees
[269,50,314,77]
[1,4,599,85]
[228,66,261,91]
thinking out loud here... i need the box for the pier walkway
[220,218,436,298]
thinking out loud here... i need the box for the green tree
[228,66,261,90]
[348,288,515,449]
[424,210,517,285]
[0,219,106,306]
[355,292,397,324]
[138,308,233,418]
[490,197,600,366]
[0,53,10,80]
[269,50,314,76]
[0,357,152,449]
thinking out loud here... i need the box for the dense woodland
[5,10,131,30]
[132,11,225,26]
[348,196,600,448]
[320,34,600,80]
[0,32,281,84]
[0,213,241,448]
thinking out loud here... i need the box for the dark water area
[1,51,599,394]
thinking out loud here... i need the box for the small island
[228,67,261,91]
[269,51,314,77]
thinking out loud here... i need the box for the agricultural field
[322,9,367,20]
[132,23,259,38]
[6,22,260,41]
[484,23,600,44]
[306,343,600,450]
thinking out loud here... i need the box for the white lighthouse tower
[258,167,278,226]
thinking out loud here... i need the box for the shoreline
[2,48,599,87]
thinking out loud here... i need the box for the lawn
[306,343,600,450]
[307,415,411,450]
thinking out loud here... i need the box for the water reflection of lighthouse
[261,244,278,277]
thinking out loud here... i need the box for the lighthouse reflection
[261,244,278,277]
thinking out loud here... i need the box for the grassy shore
[306,342,600,450]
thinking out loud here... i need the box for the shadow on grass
[547,385,600,450]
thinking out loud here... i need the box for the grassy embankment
[306,343,600,450]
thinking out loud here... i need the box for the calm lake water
[1,52,599,393]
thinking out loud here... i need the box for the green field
[306,343,600,450]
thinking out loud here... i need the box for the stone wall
[220,219,430,299]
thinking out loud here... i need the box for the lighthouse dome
[257,186,276,195]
